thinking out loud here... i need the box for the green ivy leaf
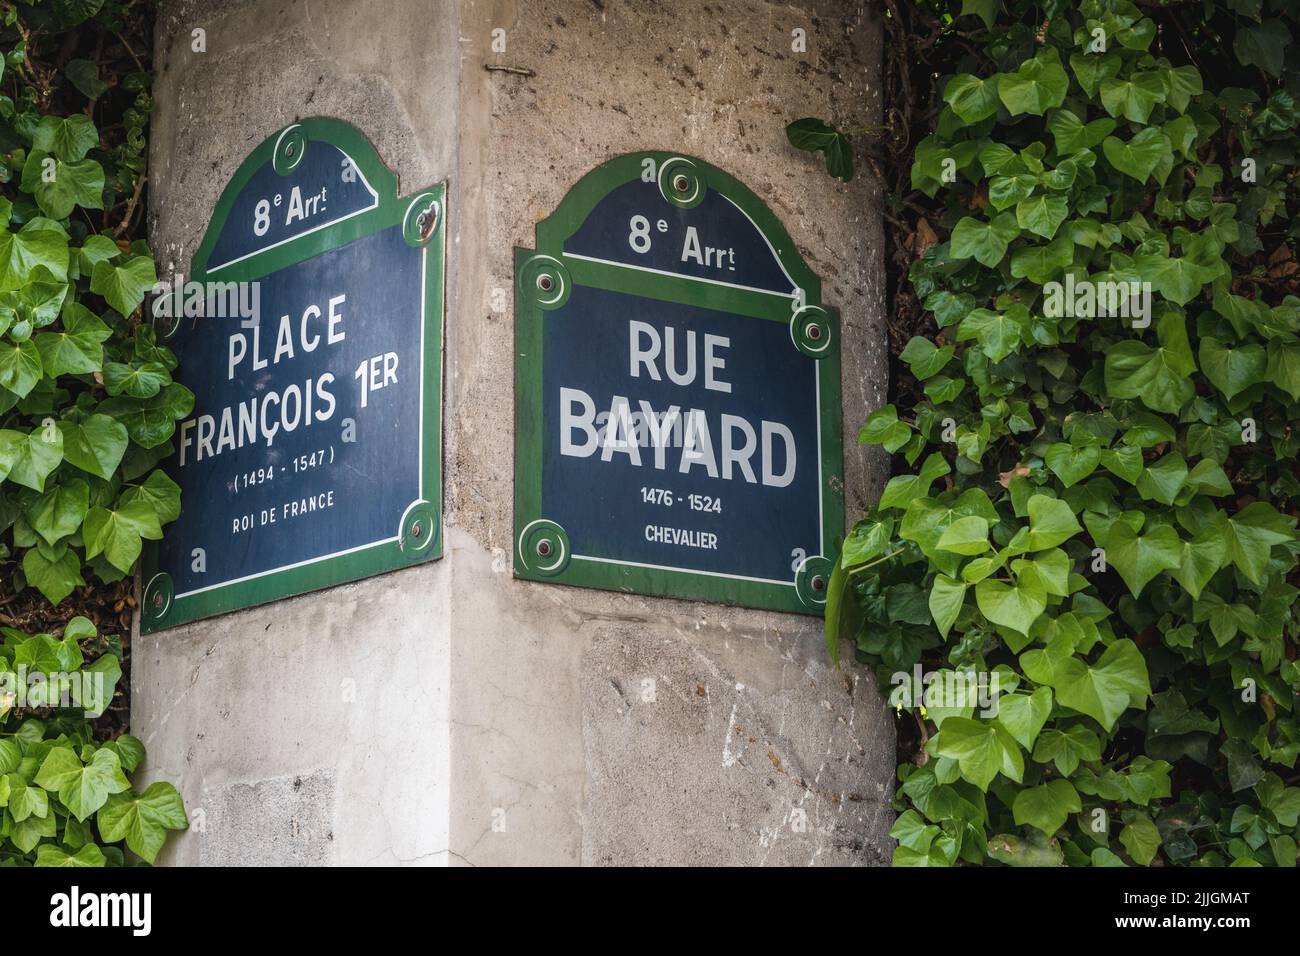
[1009,234,1075,283]
[1049,639,1151,731]
[957,305,1029,362]
[1106,521,1182,597]
[1266,339,1300,400]
[1013,779,1081,835]
[997,686,1053,750]
[1091,847,1129,867]
[1214,502,1294,584]
[23,547,85,605]
[10,807,57,853]
[976,572,1047,635]
[1234,19,1291,78]
[1069,52,1121,98]
[1099,444,1143,484]
[878,452,951,512]
[1170,526,1226,600]
[1198,337,1267,400]
[96,782,189,864]
[859,405,912,452]
[20,151,105,220]
[83,499,164,573]
[997,50,1069,116]
[90,255,157,318]
[58,413,129,480]
[0,218,70,291]
[785,118,854,182]
[1046,109,1115,153]
[944,73,1001,123]
[987,832,1065,866]
[1134,452,1188,505]
[0,424,64,491]
[31,113,99,162]
[35,843,107,867]
[118,468,183,525]
[950,213,1021,268]
[1140,253,1218,306]
[26,478,89,545]
[1045,443,1100,488]
[1119,814,1162,865]
[1024,495,1083,550]
[0,338,43,398]
[959,0,998,29]
[1099,72,1167,123]
[104,360,171,398]
[1163,65,1203,113]
[1102,128,1170,182]
[936,716,1024,791]
[34,304,111,377]
[1033,725,1102,776]
[898,337,954,380]
[928,574,967,638]
[64,58,108,99]
[7,775,50,822]
[936,515,990,555]
[1016,193,1069,240]
[35,746,130,822]
[1103,314,1196,413]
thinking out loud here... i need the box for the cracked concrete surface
[135,0,893,866]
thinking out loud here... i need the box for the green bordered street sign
[514,152,843,615]
[140,118,445,632]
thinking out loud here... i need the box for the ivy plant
[1,616,188,865]
[1,0,190,606]
[797,0,1300,866]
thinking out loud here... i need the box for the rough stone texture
[136,0,895,867]
[199,770,337,866]
[581,628,892,866]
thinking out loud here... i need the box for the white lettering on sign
[680,226,736,272]
[628,320,731,392]
[179,293,354,466]
[253,185,329,237]
[559,319,796,489]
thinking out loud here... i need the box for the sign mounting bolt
[536,274,554,292]
[811,574,826,594]
[536,539,553,557]
[417,207,436,241]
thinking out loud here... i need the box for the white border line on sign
[573,554,796,588]
[717,193,800,293]
[206,144,381,274]
[562,252,799,300]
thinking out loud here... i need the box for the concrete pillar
[137,0,893,866]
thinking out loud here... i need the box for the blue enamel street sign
[514,154,843,614]
[140,119,445,632]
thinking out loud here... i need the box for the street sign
[140,118,445,632]
[514,153,843,615]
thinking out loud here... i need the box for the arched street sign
[140,118,445,632]
[514,153,843,615]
